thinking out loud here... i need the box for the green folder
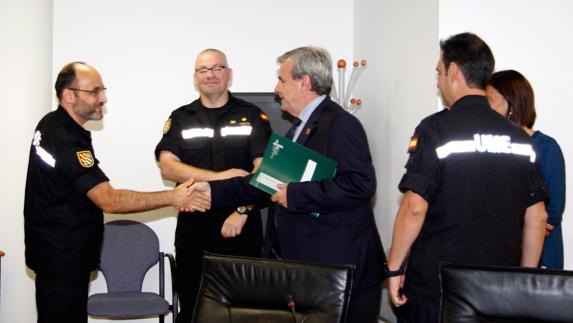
[250,133,337,195]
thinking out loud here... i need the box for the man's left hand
[221,212,248,238]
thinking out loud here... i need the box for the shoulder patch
[163,118,172,134]
[408,136,418,153]
[259,112,270,123]
[76,150,95,168]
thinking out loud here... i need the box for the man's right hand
[214,168,249,180]
[179,182,212,212]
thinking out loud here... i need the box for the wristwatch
[236,206,249,216]
[384,263,405,278]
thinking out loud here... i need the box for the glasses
[195,65,226,75]
[68,87,107,96]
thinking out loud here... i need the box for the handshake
[174,179,212,212]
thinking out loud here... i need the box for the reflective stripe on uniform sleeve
[32,130,56,167]
[221,125,252,137]
[36,146,56,167]
[435,133,536,162]
[181,128,214,139]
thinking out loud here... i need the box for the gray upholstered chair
[192,253,354,323]
[440,263,573,323]
[88,220,177,323]
[0,250,4,303]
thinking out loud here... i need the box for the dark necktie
[285,118,302,140]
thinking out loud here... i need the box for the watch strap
[384,263,405,277]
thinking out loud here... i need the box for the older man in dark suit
[188,46,386,323]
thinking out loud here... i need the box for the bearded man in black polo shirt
[385,33,548,323]
[24,62,207,323]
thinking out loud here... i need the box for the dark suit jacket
[211,97,386,291]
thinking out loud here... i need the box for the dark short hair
[54,61,87,100]
[488,70,536,128]
[440,33,495,89]
[277,46,333,95]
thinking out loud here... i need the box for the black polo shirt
[24,106,109,276]
[399,95,547,306]
[155,93,271,250]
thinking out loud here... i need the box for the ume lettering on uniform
[436,133,536,162]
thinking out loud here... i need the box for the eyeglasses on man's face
[68,87,107,97]
[195,65,226,75]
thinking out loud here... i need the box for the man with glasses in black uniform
[155,49,272,322]
[385,33,548,323]
[24,62,206,323]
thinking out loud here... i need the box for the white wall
[353,1,438,321]
[440,0,573,269]
[2,1,571,322]
[0,1,53,322]
[353,0,439,257]
[50,1,353,322]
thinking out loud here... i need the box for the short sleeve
[398,123,441,202]
[527,164,549,207]
[155,113,183,160]
[248,109,272,160]
[57,143,109,195]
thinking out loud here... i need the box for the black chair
[88,220,177,323]
[440,263,573,323]
[192,254,355,323]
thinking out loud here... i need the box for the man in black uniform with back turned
[24,62,206,323]
[386,33,548,323]
[155,48,271,322]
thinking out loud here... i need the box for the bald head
[55,62,103,101]
[193,49,233,107]
[195,49,228,67]
[56,62,106,124]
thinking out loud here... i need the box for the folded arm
[158,150,249,183]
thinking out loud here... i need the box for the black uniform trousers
[346,283,382,323]
[396,300,440,323]
[175,247,204,323]
[35,272,90,323]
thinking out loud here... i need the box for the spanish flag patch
[259,112,270,123]
[408,136,418,152]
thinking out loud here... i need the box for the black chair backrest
[192,254,355,323]
[440,263,573,323]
